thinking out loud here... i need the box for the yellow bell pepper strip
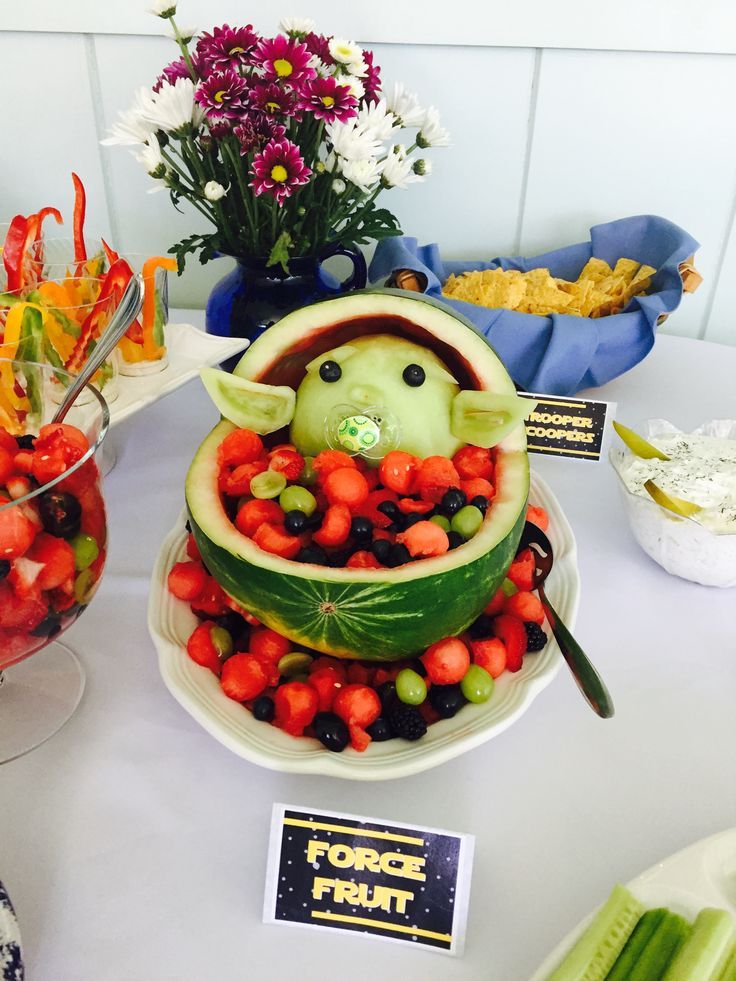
[141,256,177,360]
[65,257,133,373]
[0,303,47,413]
[72,172,87,265]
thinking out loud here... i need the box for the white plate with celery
[531,827,736,980]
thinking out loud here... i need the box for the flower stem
[168,16,198,81]
[222,138,258,250]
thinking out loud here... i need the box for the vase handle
[315,242,368,294]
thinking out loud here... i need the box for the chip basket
[369,215,702,396]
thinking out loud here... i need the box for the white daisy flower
[101,87,157,146]
[342,75,365,102]
[204,181,228,201]
[166,23,197,42]
[341,157,382,194]
[140,77,204,135]
[326,118,382,162]
[355,100,400,142]
[380,149,420,189]
[417,107,450,148]
[329,37,364,66]
[413,158,432,177]
[385,82,425,127]
[134,136,166,177]
[331,178,347,194]
[279,16,316,35]
[347,58,368,78]
[149,0,176,17]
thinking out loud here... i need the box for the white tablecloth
[1,315,735,981]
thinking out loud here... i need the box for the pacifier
[325,403,402,460]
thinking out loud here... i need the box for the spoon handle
[537,583,615,719]
[52,274,143,424]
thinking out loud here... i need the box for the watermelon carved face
[202,332,532,460]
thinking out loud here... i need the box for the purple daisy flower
[298,77,357,123]
[303,32,333,65]
[363,50,382,104]
[250,138,311,204]
[253,35,316,85]
[195,24,259,74]
[250,81,297,118]
[195,69,249,119]
[207,114,234,139]
[234,114,286,154]
[153,57,193,94]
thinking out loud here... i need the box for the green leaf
[267,230,294,274]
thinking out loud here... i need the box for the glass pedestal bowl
[0,358,108,762]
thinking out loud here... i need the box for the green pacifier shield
[337,414,381,453]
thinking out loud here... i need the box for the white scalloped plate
[531,828,736,980]
[147,471,579,781]
[108,323,248,429]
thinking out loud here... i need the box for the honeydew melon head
[290,334,463,459]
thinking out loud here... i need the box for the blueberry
[387,543,411,567]
[305,511,324,530]
[376,500,400,522]
[402,364,426,387]
[429,684,466,719]
[215,611,248,643]
[371,538,391,563]
[350,516,373,542]
[327,549,352,568]
[447,531,464,549]
[252,695,275,722]
[38,490,82,539]
[0,560,9,581]
[319,360,342,383]
[376,681,398,711]
[403,512,425,529]
[30,614,63,639]
[15,434,35,450]
[468,614,494,639]
[284,510,308,535]
[440,488,466,516]
[411,658,427,678]
[297,544,328,565]
[313,712,350,752]
[366,717,394,741]
[470,495,489,515]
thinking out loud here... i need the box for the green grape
[277,652,313,677]
[501,577,518,597]
[279,484,317,516]
[73,569,94,604]
[71,533,99,571]
[450,505,484,540]
[396,668,427,706]
[429,514,451,532]
[299,456,317,486]
[210,626,233,660]
[250,469,287,499]
[460,664,494,703]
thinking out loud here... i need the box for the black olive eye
[319,360,342,383]
[402,363,425,387]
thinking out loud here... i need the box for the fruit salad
[0,422,107,670]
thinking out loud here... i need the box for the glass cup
[0,358,109,762]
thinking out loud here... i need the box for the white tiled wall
[3,12,736,343]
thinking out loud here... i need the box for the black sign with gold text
[264,804,474,955]
[519,392,615,462]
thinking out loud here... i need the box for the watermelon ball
[313,712,350,752]
[235,498,285,538]
[268,448,305,481]
[186,621,224,675]
[312,504,352,547]
[218,428,264,467]
[526,504,549,532]
[428,684,466,719]
[223,460,268,497]
[470,638,507,678]
[323,467,369,510]
[168,560,207,601]
[221,653,268,701]
[253,522,302,559]
[274,681,319,736]
[414,456,461,504]
[332,684,381,752]
[460,664,495,703]
[451,505,484,541]
[461,478,495,502]
[503,590,545,624]
[27,533,76,591]
[395,668,427,706]
[312,449,357,479]
[379,451,419,496]
[421,637,470,685]
[0,507,37,560]
[396,520,449,558]
[250,627,291,664]
[452,445,493,481]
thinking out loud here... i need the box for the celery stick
[607,908,668,980]
[663,908,735,981]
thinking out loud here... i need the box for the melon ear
[200,367,296,434]
[450,391,536,448]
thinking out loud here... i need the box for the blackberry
[38,490,82,539]
[389,704,427,741]
[386,543,411,568]
[470,495,489,515]
[429,683,466,719]
[371,538,391,563]
[313,712,349,752]
[366,717,394,741]
[15,434,35,450]
[0,560,10,581]
[525,621,547,652]
[468,614,494,639]
[439,487,466,516]
[350,516,373,542]
[252,695,275,722]
[284,510,308,535]
[297,544,328,565]
[447,531,464,550]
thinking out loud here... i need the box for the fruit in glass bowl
[0,357,108,761]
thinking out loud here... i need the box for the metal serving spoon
[518,521,615,719]
[52,274,144,424]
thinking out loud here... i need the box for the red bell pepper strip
[101,238,120,265]
[71,172,88,264]
[29,206,63,270]
[3,216,29,292]
[64,257,134,373]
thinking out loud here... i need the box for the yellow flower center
[229,46,245,54]
[321,95,335,108]
[214,90,226,104]
[274,58,293,77]
[265,101,280,113]
[271,164,288,182]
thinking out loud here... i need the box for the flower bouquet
[102,4,449,340]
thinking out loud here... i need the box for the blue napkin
[369,216,699,395]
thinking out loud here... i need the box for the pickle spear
[613,420,670,461]
[644,479,702,518]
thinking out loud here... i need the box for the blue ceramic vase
[205,242,367,345]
